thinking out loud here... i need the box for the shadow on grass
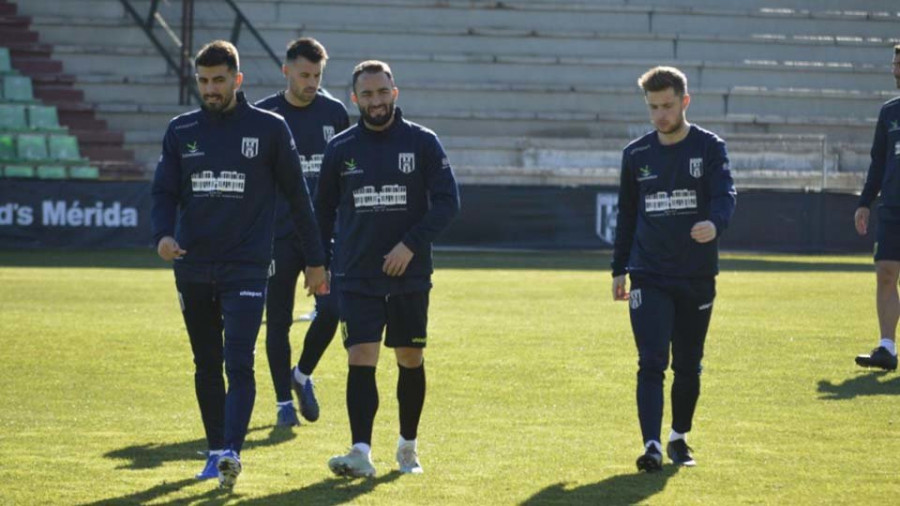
[239,471,402,505]
[83,478,232,506]
[0,248,872,273]
[103,425,296,471]
[520,466,678,505]
[817,371,900,400]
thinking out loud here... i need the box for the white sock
[352,442,372,456]
[669,430,686,442]
[209,449,223,456]
[398,436,417,449]
[293,367,310,385]
[277,400,293,408]
[644,440,662,453]
[879,338,897,355]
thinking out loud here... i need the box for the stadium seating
[2,75,33,102]
[0,103,26,130]
[0,47,11,74]
[26,105,62,131]
[36,165,66,179]
[16,133,48,160]
[3,164,35,178]
[47,135,81,161]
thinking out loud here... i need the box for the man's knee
[395,347,424,368]
[348,342,380,366]
[876,261,900,285]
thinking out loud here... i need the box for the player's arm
[151,124,186,261]
[315,140,341,269]
[271,119,327,293]
[692,139,736,244]
[611,150,637,299]
[856,107,888,235]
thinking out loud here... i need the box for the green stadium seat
[17,134,48,160]
[2,75,33,102]
[48,135,81,161]
[27,105,61,131]
[68,165,99,179]
[36,165,67,179]
[3,164,35,178]
[0,48,10,74]
[0,134,14,160]
[0,104,27,130]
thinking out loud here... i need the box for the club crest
[323,125,335,142]
[689,158,703,178]
[630,289,642,310]
[241,137,259,159]
[398,153,415,174]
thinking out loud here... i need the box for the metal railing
[117,0,282,105]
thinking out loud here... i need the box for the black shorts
[339,290,429,349]
[875,219,900,261]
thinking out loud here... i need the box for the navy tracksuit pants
[176,277,267,453]
[629,273,715,445]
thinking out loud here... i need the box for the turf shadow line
[237,471,402,505]
[103,425,296,470]
[80,477,231,505]
[816,371,900,400]
[520,466,678,505]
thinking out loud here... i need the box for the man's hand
[157,236,186,261]
[612,274,629,301]
[690,220,717,243]
[383,242,414,277]
[304,265,328,296]
[855,207,870,236]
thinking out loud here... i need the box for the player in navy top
[318,61,460,477]
[611,66,736,472]
[853,44,900,372]
[151,40,327,489]
[255,38,350,428]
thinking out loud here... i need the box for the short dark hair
[195,40,239,72]
[638,66,688,96]
[352,60,394,91]
[286,37,328,64]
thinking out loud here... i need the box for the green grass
[0,249,897,505]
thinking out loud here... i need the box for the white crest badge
[242,137,259,159]
[895,141,900,156]
[398,153,416,174]
[689,158,703,178]
[323,125,335,142]
[630,289,642,310]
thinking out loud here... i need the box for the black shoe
[636,445,663,473]
[666,439,696,467]
[855,346,898,371]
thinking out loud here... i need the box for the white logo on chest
[242,137,259,159]
[689,157,703,178]
[398,153,415,174]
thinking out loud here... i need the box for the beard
[289,84,317,105]
[201,93,233,113]
[359,102,395,127]
[656,115,685,135]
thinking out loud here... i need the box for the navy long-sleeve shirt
[612,124,736,278]
[316,108,460,295]
[858,96,900,218]
[151,91,324,282]
[254,90,350,239]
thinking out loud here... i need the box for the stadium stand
[10,0,900,188]
[0,0,136,179]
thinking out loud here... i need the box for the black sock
[347,365,378,445]
[297,312,339,375]
[397,362,426,441]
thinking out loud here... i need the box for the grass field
[0,249,898,505]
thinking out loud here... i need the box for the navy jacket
[316,108,460,295]
[612,125,736,278]
[151,91,324,282]
[859,96,900,220]
[254,90,350,239]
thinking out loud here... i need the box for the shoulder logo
[398,153,416,174]
[241,137,259,159]
[630,289,642,310]
[344,158,357,171]
[637,165,656,181]
[323,125,335,142]
[182,141,205,158]
[689,157,703,178]
[890,120,900,132]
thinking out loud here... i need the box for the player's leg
[857,219,900,371]
[265,238,303,426]
[629,275,675,472]
[175,280,226,480]
[216,278,267,488]
[293,277,341,422]
[328,290,382,478]
[387,290,429,474]
[668,277,715,467]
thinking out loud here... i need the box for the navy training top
[255,90,350,239]
[612,124,736,278]
[151,91,324,282]
[859,96,900,221]
[316,108,460,295]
